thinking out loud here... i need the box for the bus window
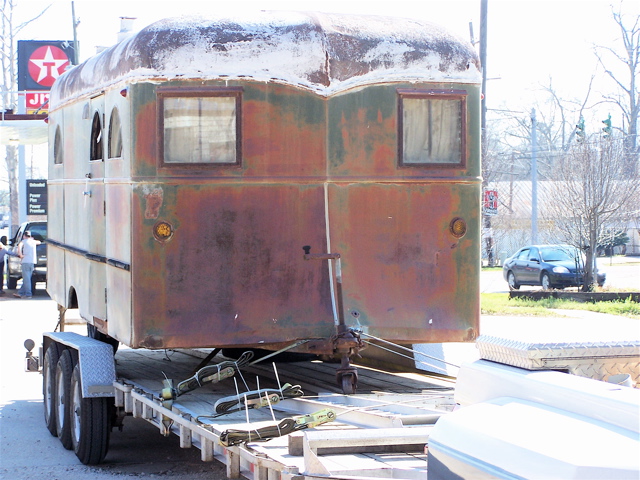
[398,89,467,168]
[54,126,63,164]
[90,111,104,161]
[158,88,241,165]
[108,107,123,159]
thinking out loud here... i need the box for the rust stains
[144,188,163,219]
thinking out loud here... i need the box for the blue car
[503,245,605,290]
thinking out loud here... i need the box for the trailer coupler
[333,328,365,394]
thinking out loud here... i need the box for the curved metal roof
[51,11,480,106]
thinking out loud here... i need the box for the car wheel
[541,272,552,291]
[507,271,520,291]
[7,276,17,290]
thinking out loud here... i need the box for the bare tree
[595,6,640,175]
[543,77,595,151]
[545,136,636,290]
[0,0,50,233]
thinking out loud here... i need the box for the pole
[17,93,27,227]
[72,1,79,65]
[479,0,488,141]
[531,108,538,244]
[480,0,492,265]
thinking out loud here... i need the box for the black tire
[55,349,74,450]
[70,363,110,465]
[541,272,552,291]
[507,271,520,291]
[7,276,17,290]
[31,277,37,293]
[87,324,119,355]
[340,373,357,395]
[43,344,60,436]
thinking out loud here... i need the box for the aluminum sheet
[475,316,640,385]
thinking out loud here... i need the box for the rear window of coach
[397,89,467,168]
[157,87,242,166]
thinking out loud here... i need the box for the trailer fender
[44,332,116,398]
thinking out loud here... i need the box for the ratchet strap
[219,408,336,447]
[161,351,254,409]
[213,383,304,416]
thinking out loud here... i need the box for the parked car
[5,221,47,290]
[502,244,605,290]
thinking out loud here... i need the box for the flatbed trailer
[45,331,456,480]
[31,319,639,480]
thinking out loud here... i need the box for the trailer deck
[112,348,456,480]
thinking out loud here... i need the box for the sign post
[483,190,498,216]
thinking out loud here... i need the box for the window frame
[108,107,123,160]
[157,86,243,168]
[53,125,63,165]
[397,88,468,169]
[89,111,104,162]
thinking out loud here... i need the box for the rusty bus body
[47,12,482,376]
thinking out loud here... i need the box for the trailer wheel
[87,324,119,355]
[43,343,60,436]
[54,349,74,450]
[340,373,357,395]
[70,363,110,465]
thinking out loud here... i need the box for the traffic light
[576,116,585,142]
[602,114,612,139]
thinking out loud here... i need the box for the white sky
[14,0,637,117]
[7,0,640,177]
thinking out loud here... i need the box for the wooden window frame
[157,86,243,167]
[397,89,467,169]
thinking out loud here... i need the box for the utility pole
[71,1,80,64]
[480,0,488,141]
[479,0,493,265]
[531,108,538,244]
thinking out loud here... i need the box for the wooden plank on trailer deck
[303,427,432,455]
[309,452,390,476]
[362,451,429,470]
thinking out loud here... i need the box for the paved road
[0,294,228,480]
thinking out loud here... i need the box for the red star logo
[28,45,70,87]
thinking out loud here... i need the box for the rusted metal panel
[130,183,335,350]
[328,182,480,344]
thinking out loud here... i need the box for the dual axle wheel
[42,343,110,465]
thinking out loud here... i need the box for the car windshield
[540,247,577,263]
[28,224,47,242]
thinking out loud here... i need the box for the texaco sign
[18,40,75,91]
